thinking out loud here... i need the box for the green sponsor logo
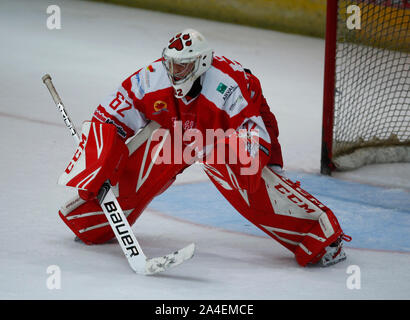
[216,82,227,94]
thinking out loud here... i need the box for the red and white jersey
[92,55,272,155]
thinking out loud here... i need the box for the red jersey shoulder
[211,55,250,89]
[199,55,255,122]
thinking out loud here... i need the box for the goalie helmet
[162,28,214,98]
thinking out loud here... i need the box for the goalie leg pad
[293,212,343,266]
[204,164,344,266]
[275,175,344,266]
[59,196,138,245]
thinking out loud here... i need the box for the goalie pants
[59,133,343,267]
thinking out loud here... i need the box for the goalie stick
[42,74,195,275]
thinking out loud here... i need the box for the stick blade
[144,243,195,275]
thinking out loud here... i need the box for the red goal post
[321,0,409,175]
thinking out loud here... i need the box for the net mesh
[333,0,409,159]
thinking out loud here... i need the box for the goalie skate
[318,235,350,267]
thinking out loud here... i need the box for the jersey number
[215,56,244,73]
[109,92,132,117]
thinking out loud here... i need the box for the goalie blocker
[58,121,129,200]
[58,121,348,266]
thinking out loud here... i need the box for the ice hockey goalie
[57,28,350,267]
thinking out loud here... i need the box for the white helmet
[162,29,213,98]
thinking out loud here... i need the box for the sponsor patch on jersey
[229,94,244,111]
[104,118,127,138]
[144,69,151,89]
[153,100,168,115]
[259,144,270,157]
[222,85,238,103]
[216,82,227,94]
[227,92,247,115]
[134,73,145,97]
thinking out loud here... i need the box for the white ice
[0,0,409,300]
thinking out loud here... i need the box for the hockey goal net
[321,0,409,174]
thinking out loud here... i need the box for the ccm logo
[274,183,316,214]
[65,134,87,174]
[104,201,139,257]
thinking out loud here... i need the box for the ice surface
[0,0,409,300]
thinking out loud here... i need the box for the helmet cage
[162,48,201,86]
